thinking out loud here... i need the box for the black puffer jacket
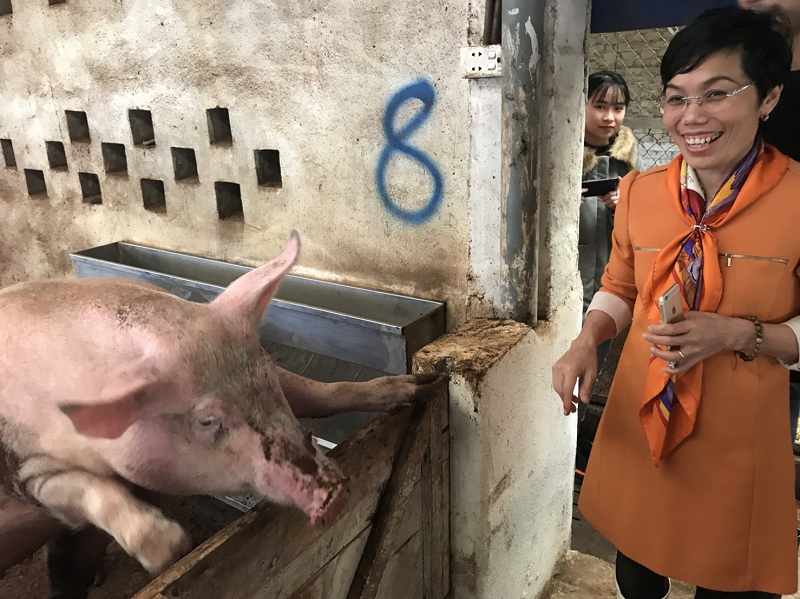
[579,126,637,313]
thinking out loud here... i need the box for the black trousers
[616,552,780,599]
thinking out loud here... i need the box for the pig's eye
[198,417,220,429]
[197,416,224,443]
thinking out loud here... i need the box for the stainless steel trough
[69,241,445,375]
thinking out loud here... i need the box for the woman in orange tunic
[553,8,800,598]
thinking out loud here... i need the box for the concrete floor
[544,550,694,599]
[542,475,800,599]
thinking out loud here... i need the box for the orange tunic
[578,148,800,594]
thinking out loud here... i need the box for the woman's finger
[664,355,703,374]
[650,346,703,374]
[650,346,686,362]
[552,367,571,415]
[578,369,596,405]
[564,372,579,415]
[643,332,692,347]
[647,320,692,336]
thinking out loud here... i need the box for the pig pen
[0,242,449,599]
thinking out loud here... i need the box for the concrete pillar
[535,0,591,320]
[446,0,590,596]
[417,315,579,598]
[466,0,589,324]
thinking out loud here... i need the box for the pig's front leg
[278,367,444,418]
[27,470,190,573]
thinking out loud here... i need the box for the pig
[0,231,440,583]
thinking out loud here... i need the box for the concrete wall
[0,0,487,324]
[416,2,588,594]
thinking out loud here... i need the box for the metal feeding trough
[68,241,446,512]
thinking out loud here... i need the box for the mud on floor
[0,495,242,599]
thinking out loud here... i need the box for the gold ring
[677,350,686,361]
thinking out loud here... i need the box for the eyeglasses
[659,83,753,114]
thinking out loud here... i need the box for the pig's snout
[293,454,319,476]
[306,461,348,526]
[292,432,320,476]
[259,436,346,526]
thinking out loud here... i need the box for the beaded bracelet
[736,316,764,362]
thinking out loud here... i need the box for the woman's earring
[761,112,771,122]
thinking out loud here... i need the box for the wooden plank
[429,379,451,599]
[374,533,424,599]
[434,454,451,598]
[416,377,450,599]
[346,402,429,599]
[421,411,434,599]
[134,409,412,599]
[133,504,263,598]
[347,379,449,599]
[413,361,451,599]
[290,525,372,599]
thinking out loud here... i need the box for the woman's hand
[643,311,751,374]
[552,338,599,416]
[600,190,619,210]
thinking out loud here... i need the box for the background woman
[577,72,638,473]
[580,71,637,315]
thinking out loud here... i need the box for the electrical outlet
[461,45,502,79]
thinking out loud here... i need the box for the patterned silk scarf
[639,139,763,464]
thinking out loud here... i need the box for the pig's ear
[59,359,164,439]
[211,231,300,326]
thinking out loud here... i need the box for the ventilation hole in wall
[45,141,68,170]
[101,142,128,174]
[65,110,91,143]
[24,169,47,197]
[141,178,166,213]
[215,181,243,220]
[171,147,198,181]
[78,172,102,205]
[48,0,66,4]
[1,139,16,168]
[254,149,282,188]
[206,107,232,145]
[0,1,11,16]
[129,109,155,147]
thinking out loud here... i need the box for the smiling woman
[658,18,785,198]
[553,7,800,598]
[580,71,638,315]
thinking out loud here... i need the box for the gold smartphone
[658,283,685,325]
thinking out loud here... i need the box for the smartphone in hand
[658,283,685,325]
[657,284,686,366]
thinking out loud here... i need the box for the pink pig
[0,232,436,575]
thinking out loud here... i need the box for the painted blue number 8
[376,79,444,224]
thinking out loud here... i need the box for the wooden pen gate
[133,383,449,599]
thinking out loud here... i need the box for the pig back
[0,277,202,428]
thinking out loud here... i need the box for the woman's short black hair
[588,70,631,106]
[661,7,791,100]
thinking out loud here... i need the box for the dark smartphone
[581,177,620,197]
